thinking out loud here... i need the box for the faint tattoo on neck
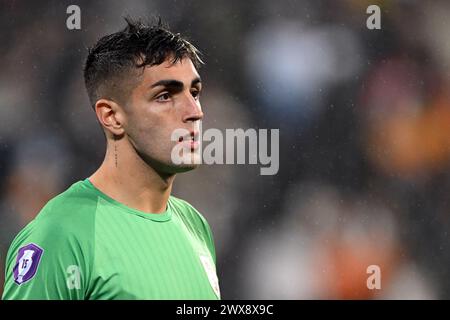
[114,136,118,168]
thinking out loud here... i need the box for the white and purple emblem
[13,243,44,285]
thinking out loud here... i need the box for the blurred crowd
[1,0,450,299]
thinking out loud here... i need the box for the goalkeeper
[2,17,220,300]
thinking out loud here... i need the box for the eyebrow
[150,77,202,90]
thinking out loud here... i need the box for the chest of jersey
[87,205,219,300]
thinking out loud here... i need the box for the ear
[94,99,126,137]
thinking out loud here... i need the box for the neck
[89,137,175,214]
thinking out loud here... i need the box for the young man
[2,18,220,300]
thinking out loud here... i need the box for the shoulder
[169,195,210,229]
[7,180,98,259]
[37,180,99,225]
[2,181,98,299]
[169,196,216,259]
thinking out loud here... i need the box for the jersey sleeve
[2,214,91,300]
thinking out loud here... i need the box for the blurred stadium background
[1,0,450,299]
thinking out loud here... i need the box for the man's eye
[156,93,171,102]
[191,90,200,100]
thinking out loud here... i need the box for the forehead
[140,57,200,85]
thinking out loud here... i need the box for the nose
[182,93,204,123]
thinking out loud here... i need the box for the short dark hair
[83,17,203,107]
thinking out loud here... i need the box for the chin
[154,157,201,175]
[169,151,202,173]
[171,162,200,173]
[138,149,201,175]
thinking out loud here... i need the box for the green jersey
[2,179,220,300]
